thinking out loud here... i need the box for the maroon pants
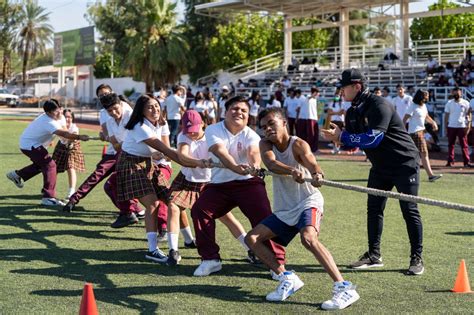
[191,177,286,264]
[296,119,319,152]
[287,117,296,136]
[447,127,470,164]
[157,164,172,232]
[17,146,57,198]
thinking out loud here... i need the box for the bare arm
[54,129,89,141]
[143,137,180,164]
[259,140,294,175]
[444,113,449,130]
[177,143,206,168]
[209,143,249,175]
[99,123,108,141]
[425,115,438,131]
[292,138,324,187]
[402,113,411,125]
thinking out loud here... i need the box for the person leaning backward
[321,68,424,276]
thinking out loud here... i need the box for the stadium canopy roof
[195,0,474,68]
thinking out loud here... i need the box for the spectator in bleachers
[426,54,438,75]
[281,76,292,89]
[283,88,298,136]
[468,79,474,93]
[266,94,281,109]
[228,82,235,95]
[248,90,261,130]
[373,87,382,96]
[274,85,285,104]
[406,86,415,97]
[393,84,413,122]
[444,62,454,78]
[382,86,393,105]
[237,79,245,88]
[296,87,319,153]
[444,87,471,167]
[424,89,440,149]
[464,50,473,64]
[383,50,399,64]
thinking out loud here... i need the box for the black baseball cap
[339,68,366,87]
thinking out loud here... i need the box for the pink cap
[181,110,202,134]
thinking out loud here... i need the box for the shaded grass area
[0,119,473,314]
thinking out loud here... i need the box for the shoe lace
[331,286,353,304]
[278,280,292,294]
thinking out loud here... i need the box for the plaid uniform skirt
[52,141,85,173]
[410,130,428,154]
[116,151,163,202]
[168,171,207,209]
[154,164,171,201]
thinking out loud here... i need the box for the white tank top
[272,136,324,226]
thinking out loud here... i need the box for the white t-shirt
[205,121,260,184]
[328,100,344,122]
[426,59,438,69]
[249,99,260,117]
[122,118,165,157]
[470,98,474,127]
[393,95,413,120]
[444,99,470,128]
[405,103,428,134]
[298,96,318,120]
[384,96,393,106]
[189,100,207,113]
[205,100,217,118]
[284,97,299,119]
[164,94,185,120]
[101,102,133,155]
[219,100,227,119]
[106,106,133,144]
[19,113,63,150]
[177,132,211,183]
[59,123,79,144]
[154,122,172,167]
[266,99,281,108]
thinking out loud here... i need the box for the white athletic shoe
[266,271,304,302]
[193,259,222,277]
[321,281,360,310]
[6,171,23,188]
[41,198,66,206]
[270,270,282,281]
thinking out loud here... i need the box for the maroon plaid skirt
[153,164,171,201]
[52,141,85,173]
[117,151,161,202]
[168,172,207,209]
[410,131,428,154]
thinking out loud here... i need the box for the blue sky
[39,0,440,34]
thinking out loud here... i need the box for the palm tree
[14,1,53,88]
[0,1,21,85]
[368,22,396,46]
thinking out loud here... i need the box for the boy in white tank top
[245,108,360,310]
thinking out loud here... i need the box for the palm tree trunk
[1,52,8,85]
[22,38,31,89]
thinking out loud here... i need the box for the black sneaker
[145,249,168,263]
[166,249,182,266]
[349,252,384,269]
[157,229,167,242]
[247,250,262,264]
[407,256,424,275]
[110,213,139,228]
[428,174,442,182]
[184,240,197,249]
[62,201,76,212]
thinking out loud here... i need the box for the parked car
[19,94,39,107]
[0,88,19,107]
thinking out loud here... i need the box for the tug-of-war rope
[208,162,474,213]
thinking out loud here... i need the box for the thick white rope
[208,162,474,213]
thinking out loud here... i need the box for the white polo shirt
[266,99,281,108]
[205,100,217,118]
[122,118,165,157]
[205,122,260,184]
[106,106,133,144]
[328,100,344,122]
[470,98,474,127]
[299,96,318,120]
[19,113,63,150]
[284,97,299,119]
[444,99,470,128]
[177,132,211,183]
[405,103,428,134]
[189,101,207,113]
[164,94,185,120]
[249,99,260,117]
[154,122,172,167]
[59,123,79,144]
[393,95,413,120]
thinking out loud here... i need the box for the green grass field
[0,118,473,314]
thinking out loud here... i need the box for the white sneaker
[270,270,281,281]
[41,198,66,206]
[193,259,222,277]
[6,171,23,188]
[266,271,304,301]
[321,281,360,310]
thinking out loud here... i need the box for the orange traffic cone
[79,283,99,315]
[451,259,473,293]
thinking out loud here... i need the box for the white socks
[168,232,179,251]
[67,188,75,198]
[180,226,194,243]
[237,233,249,251]
[146,232,158,252]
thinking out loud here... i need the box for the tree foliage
[0,0,22,85]
[367,22,396,46]
[183,0,219,82]
[14,0,53,88]
[410,0,474,41]
[327,10,369,47]
[88,0,189,91]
